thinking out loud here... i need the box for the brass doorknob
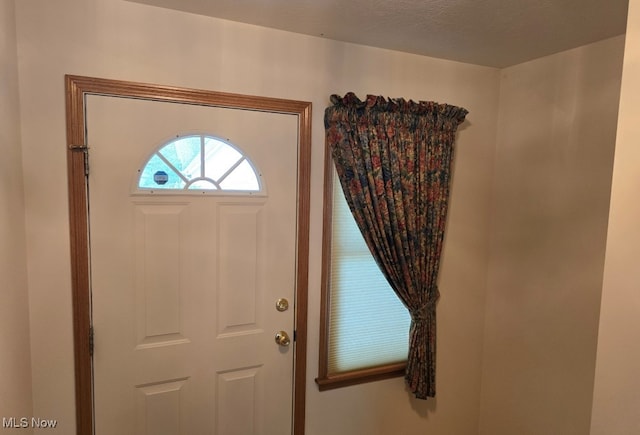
[275,331,291,347]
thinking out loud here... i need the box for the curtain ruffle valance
[327,92,468,121]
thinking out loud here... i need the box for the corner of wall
[0,0,34,428]
[478,36,625,435]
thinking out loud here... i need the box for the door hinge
[84,150,89,176]
[89,326,94,357]
[70,144,89,176]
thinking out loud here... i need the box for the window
[137,134,262,193]
[316,155,411,390]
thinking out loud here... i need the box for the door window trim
[135,133,265,195]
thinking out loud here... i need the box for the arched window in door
[137,134,263,193]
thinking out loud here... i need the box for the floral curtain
[325,93,468,399]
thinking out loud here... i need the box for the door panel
[216,204,265,335]
[86,95,298,435]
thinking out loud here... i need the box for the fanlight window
[138,135,262,193]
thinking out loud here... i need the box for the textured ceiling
[128,0,628,67]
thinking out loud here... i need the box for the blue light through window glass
[138,135,261,193]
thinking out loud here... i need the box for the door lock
[275,298,289,312]
[275,331,291,347]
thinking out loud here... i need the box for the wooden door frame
[65,75,311,435]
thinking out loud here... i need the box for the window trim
[315,148,406,391]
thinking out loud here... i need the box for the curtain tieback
[411,286,440,321]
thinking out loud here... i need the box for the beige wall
[14,0,499,433]
[479,36,624,435]
[590,1,640,433]
[11,0,629,432]
[0,0,33,429]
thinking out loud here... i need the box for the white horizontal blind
[328,168,411,373]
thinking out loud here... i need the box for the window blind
[328,168,411,373]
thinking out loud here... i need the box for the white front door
[85,95,299,435]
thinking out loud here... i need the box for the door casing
[65,75,311,435]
